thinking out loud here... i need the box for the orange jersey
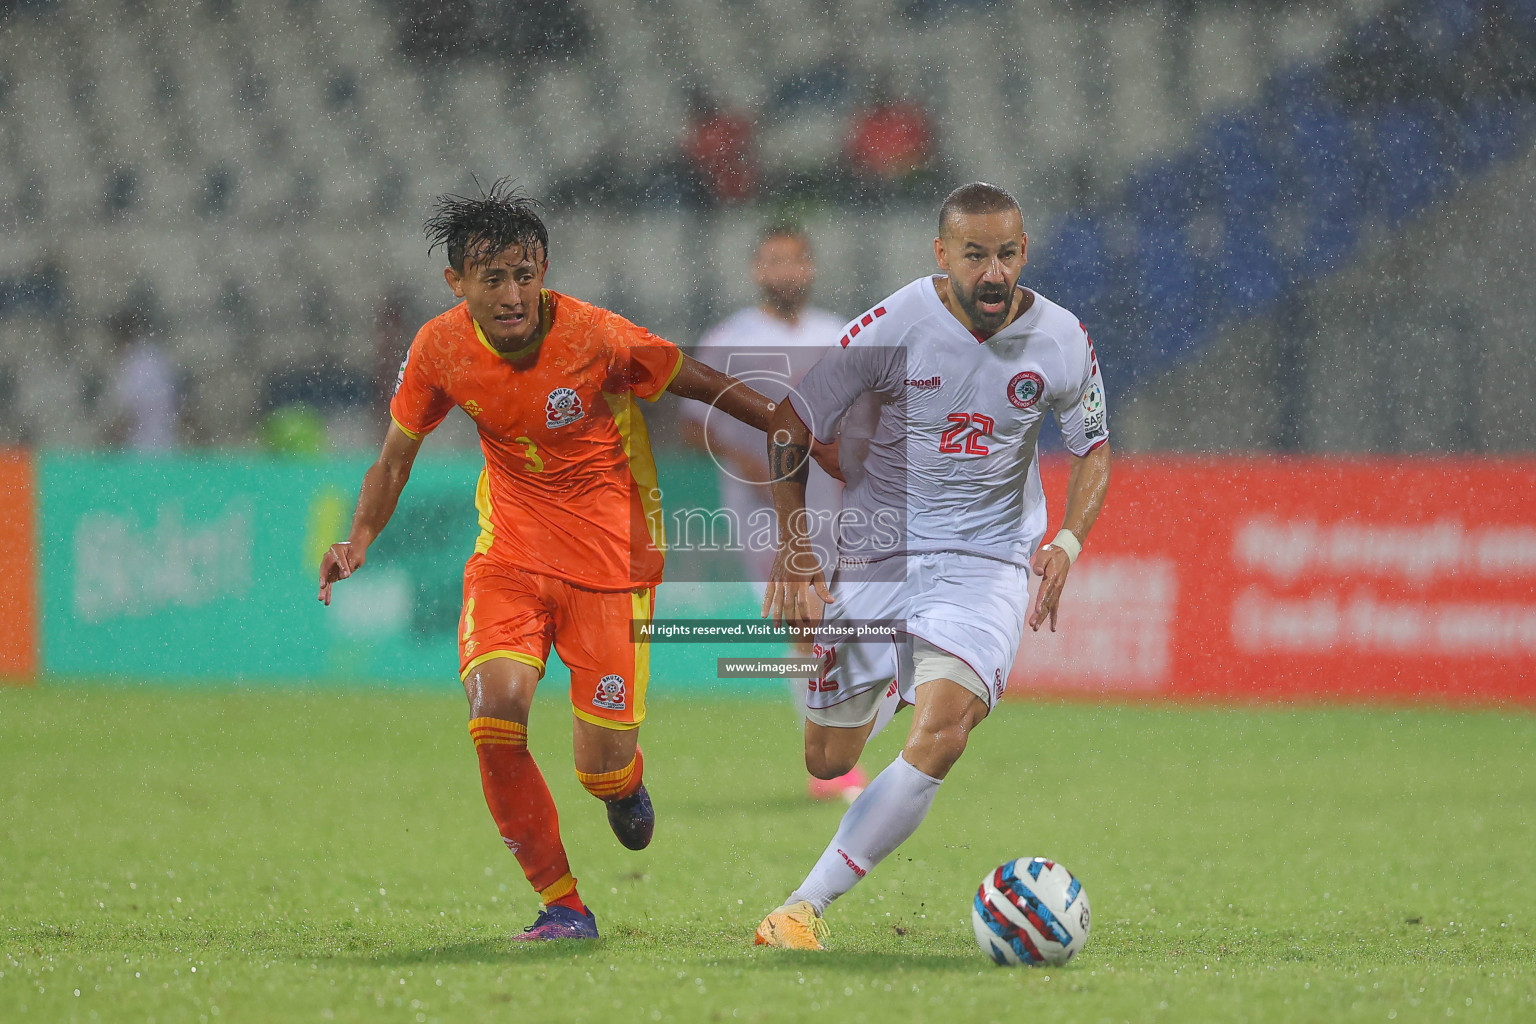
[390,291,683,590]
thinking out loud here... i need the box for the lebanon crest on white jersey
[972,857,1091,966]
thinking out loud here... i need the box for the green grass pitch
[2,685,1533,1023]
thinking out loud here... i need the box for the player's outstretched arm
[666,355,774,429]
[762,400,834,629]
[667,355,843,481]
[318,423,424,606]
[1028,442,1111,632]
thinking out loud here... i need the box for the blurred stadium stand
[0,0,1530,451]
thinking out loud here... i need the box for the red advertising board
[0,448,36,679]
[1010,457,1536,705]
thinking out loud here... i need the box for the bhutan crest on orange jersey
[592,674,626,710]
[545,387,585,429]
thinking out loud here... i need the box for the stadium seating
[1,0,1523,447]
[1026,0,1536,390]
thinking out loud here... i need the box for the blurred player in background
[680,223,870,802]
[317,181,804,942]
[754,183,1113,949]
[105,305,179,450]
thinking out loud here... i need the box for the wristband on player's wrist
[1048,529,1082,565]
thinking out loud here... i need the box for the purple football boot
[510,904,599,942]
[606,783,654,851]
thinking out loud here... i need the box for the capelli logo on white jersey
[904,376,942,389]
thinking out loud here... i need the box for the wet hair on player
[425,177,549,273]
[759,220,812,254]
[938,182,1021,236]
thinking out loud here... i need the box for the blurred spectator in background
[261,403,328,458]
[845,89,934,198]
[372,287,415,407]
[681,224,845,579]
[260,359,367,456]
[683,89,759,205]
[681,223,873,803]
[105,304,179,451]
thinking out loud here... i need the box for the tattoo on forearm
[768,433,810,486]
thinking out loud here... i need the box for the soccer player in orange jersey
[317,181,816,941]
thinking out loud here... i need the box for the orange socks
[576,748,644,801]
[468,718,585,913]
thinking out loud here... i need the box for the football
[971,857,1091,966]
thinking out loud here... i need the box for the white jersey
[682,305,847,448]
[684,306,848,580]
[790,276,1108,569]
[112,340,178,451]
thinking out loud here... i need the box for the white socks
[790,753,941,913]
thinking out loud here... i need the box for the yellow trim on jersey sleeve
[390,414,423,441]
[473,465,495,555]
[460,649,546,680]
[601,392,666,558]
[639,348,685,402]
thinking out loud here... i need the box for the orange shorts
[458,554,654,730]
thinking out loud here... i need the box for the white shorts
[803,552,1031,727]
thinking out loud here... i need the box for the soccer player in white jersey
[753,182,1112,949]
[681,223,873,802]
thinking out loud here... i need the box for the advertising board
[1012,458,1536,704]
[27,451,1536,703]
[0,448,35,679]
[37,453,480,682]
[33,452,759,688]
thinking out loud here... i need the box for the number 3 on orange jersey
[514,435,545,472]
